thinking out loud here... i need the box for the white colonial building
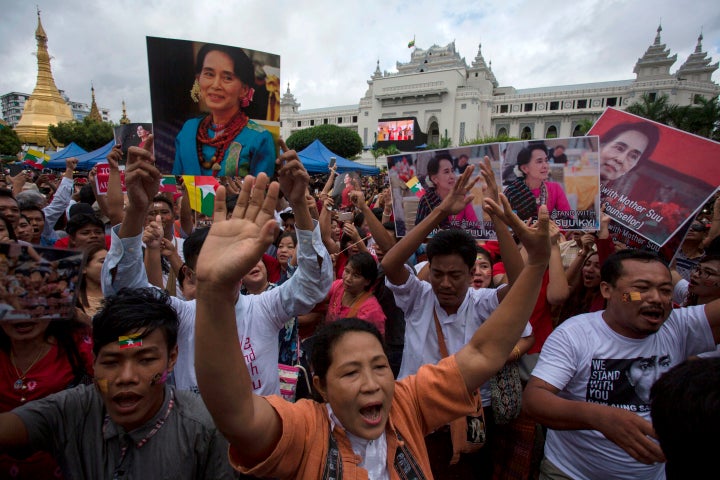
[280,26,719,149]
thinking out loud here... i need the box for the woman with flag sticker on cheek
[0,288,235,479]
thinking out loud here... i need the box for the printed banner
[93,163,126,195]
[113,123,153,161]
[146,37,281,178]
[387,137,600,239]
[0,243,84,322]
[590,108,720,246]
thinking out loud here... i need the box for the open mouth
[359,403,383,426]
[639,308,664,323]
[112,392,143,413]
[11,322,38,334]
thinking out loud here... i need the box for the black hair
[275,229,297,247]
[426,228,477,270]
[78,184,96,205]
[371,207,384,222]
[426,152,454,178]
[66,213,105,236]
[92,288,179,356]
[650,358,720,479]
[18,204,45,219]
[600,249,668,286]
[225,193,238,213]
[0,214,17,241]
[476,245,494,265]
[195,43,254,88]
[353,211,365,229]
[151,194,174,213]
[310,317,386,384]
[183,227,210,270]
[600,121,660,166]
[0,189,16,201]
[516,142,549,169]
[346,252,378,290]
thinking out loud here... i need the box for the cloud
[1,0,717,125]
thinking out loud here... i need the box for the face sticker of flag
[118,333,143,349]
[159,175,178,193]
[23,149,50,169]
[405,176,425,198]
[183,176,219,217]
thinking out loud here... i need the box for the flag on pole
[23,149,50,169]
[405,176,425,198]
[159,175,178,193]
[407,36,416,48]
[182,176,219,216]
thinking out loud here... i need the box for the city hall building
[280,26,719,150]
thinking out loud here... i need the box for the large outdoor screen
[377,118,415,142]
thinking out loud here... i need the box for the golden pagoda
[87,83,103,122]
[119,100,131,125]
[15,9,74,148]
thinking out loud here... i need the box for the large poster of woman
[590,108,720,246]
[146,37,280,177]
[500,137,600,231]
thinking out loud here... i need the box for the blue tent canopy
[75,140,115,170]
[297,139,379,175]
[45,142,88,169]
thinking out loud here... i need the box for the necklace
[195,110,249,176]
[11,346,49,402]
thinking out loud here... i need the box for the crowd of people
[0,133,718,480]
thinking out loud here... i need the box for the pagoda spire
[677,29,718,84]
[633,25,677,81]
[15,9,74,147]
[87,83,103,122]
[119,100,130,124]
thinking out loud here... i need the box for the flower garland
[196,110,249,175]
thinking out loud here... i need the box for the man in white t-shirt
[524,249,720,480]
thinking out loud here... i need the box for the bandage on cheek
[622,291,642,302]
[150,370,168,386]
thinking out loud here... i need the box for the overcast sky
[1,0,718,124]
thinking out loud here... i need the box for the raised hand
[142,214,163,250]
[125,135,160,214]
[106,145,121,170]
[276,139,310,206]
[64,157,78,180]
[349,190,366,208]
[485,193,550,267]
[438,164,479,216]
[478,156,499,203]
[196,174,279,294]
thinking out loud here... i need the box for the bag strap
[433,309,449,358]
[346,291,372,318]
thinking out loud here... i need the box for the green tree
[0,125,22,156]
[285,124,363,159]
[461,134,520,146]
[576,119,596,136]
[48,116,114,151]
[626,93,671,123]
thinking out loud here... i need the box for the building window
[500,104,509,113]
[338,117,343,124]
[524,103,533,112]
[310,120,315,126]
[606,97,618,107]
[297,121,301,127]
[648,92,657,102]
[497,127,508,137]
[459,122,466,144]
[352,116,358,122]
[577,99,587,109]
[363,127,368,145]
[279,121,283,127]
[546,125,558,138]
[461,103,467,110]
[364,111,369,116]
[323,118,328,124]
[521,126,532,140]
[549,101,559,111]
[572,124,583,137]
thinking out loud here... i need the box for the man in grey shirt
[0,288,235,479]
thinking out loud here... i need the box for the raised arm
[104,145,126,226]
[194,176,282,467]
[142,215,165,289]
[319,196,340,254]
[546,221,570,305]
[454,194,549,392]
[350,189,396,256]
[118,136,160,239]
[381,165,479,285]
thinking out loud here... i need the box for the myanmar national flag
[118,334,142,349]
[23,149,50,169]
[159,176,178,193]
[183,176,219,217]
[405,176,425,198]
